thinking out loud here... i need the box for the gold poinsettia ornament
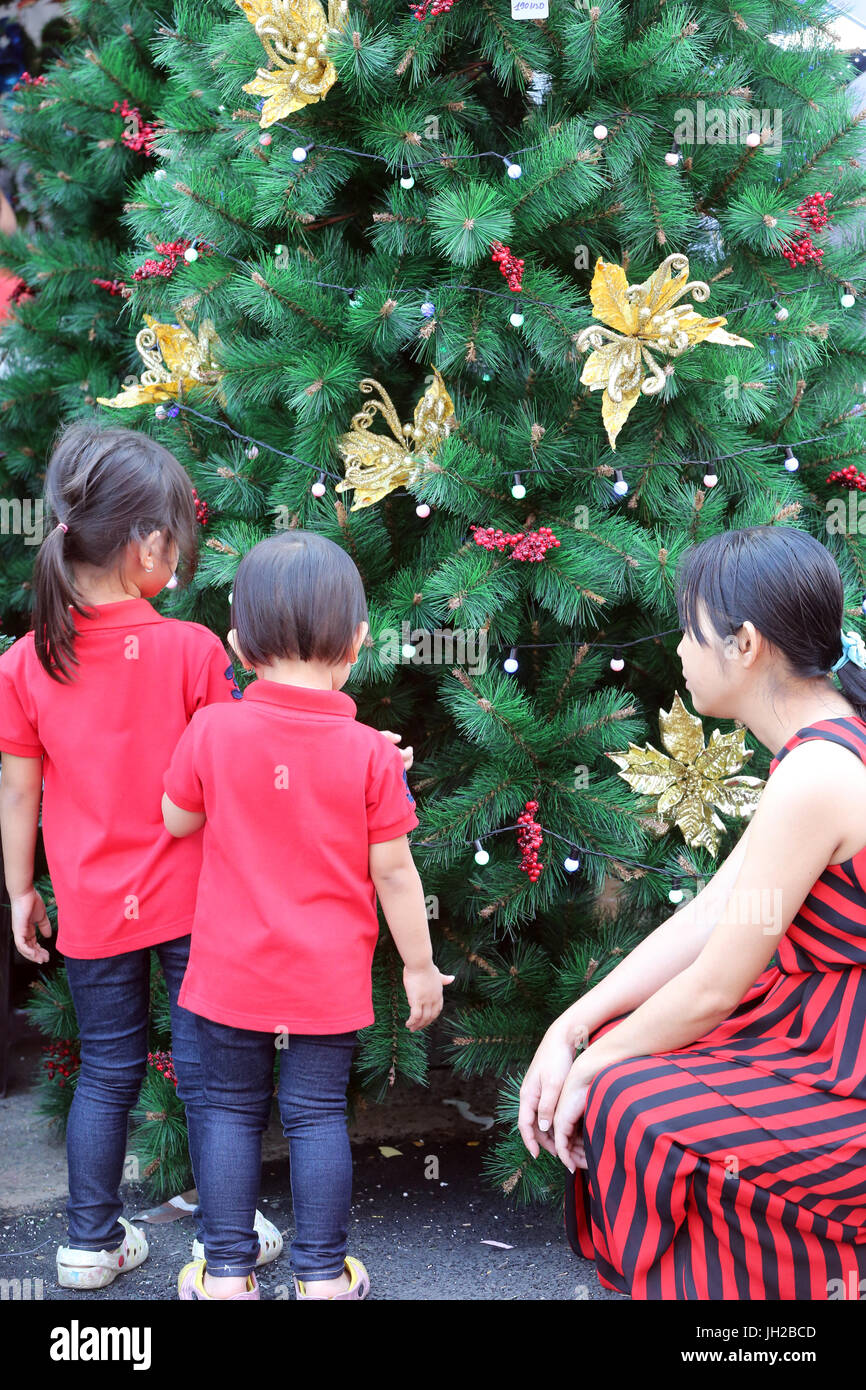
[96,313,226,410]
[235,0,349,128]
[335,366,456,510]
[576,253,753,450]
[606,691,764,857]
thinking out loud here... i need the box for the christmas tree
[4,0,866,1205]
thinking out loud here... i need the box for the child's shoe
[57,1217,148,1290]
[293,1256,369,1300]
[178,1259,260,1300]
[191,1208,282,1267]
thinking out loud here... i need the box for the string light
[503,157,522,179]
[609,647,624,671]
[453,821,708,888]
[183,244,199,262]
[292,146,309,163]
[415,502,431,517]
[842,289,857,307]
[473,839,490,865]
[563,846,581,872]
[703,470,718,487]
[311,471,326,496]
[772,299,789,322]
[503,647,519,674]
[665,139,681,166]
[783,447,799,472]
[509,303,524,328]
[593,123,608,139]
[613,469,629,496]
[511,474,526,499]
[399,169,415,189]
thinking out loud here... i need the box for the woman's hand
[380,730,413,772]
[10,888,52,964]
[552,1058,596,1172]
[518,1022,581,1160]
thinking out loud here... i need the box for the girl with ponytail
[519,524,866,1300]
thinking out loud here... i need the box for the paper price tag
[512,0,549,16]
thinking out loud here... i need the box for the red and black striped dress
[565,715,866,1299]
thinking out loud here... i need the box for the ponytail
[833,661,866,722]
[31,421,199,682]
[32,522,95,683]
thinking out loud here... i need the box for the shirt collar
[243,679,357,718]
[70,597,166,631]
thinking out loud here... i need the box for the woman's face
[676,598,740,716]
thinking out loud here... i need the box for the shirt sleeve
[0,650,43,758]
[366,736,419,844]
[189,631,243,714]
[163,718,204,814]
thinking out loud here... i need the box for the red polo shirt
[0,598,240,958]
[163,680,420,1033]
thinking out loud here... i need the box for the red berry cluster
[411,0,456,17]
[471,524,560,562]
[42,1039,80,1087]
[147,1050,178,1087]
[517,800,544,882]
[132,240,197,281]
[12,72,48,91]
[91,277,128,296]
[111,99,158,156]
[491,241,524,293]
[192,487,209,525]
[796,191,832,231]
[780,191,832,267]
[827,465,866,491]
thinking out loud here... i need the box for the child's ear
[227,628,253,671]
[349,620,369,664]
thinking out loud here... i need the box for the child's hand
[10,888,52,964]
[403,962,454,1031]
[380,730,413,772]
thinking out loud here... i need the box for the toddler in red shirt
[164,529,452,1301]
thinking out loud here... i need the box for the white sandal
[192,1209,283,1267]
[57,1216,149,1290]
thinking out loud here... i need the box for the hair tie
[56,522,68,534]
[831,629,866,672]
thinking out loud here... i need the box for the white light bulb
[703,472,718,487]
[474,841,490,865]
[400,174,415,189]
[511,475,526,499]
[842,292,856,308]
[563,853,581,872]
[311,473,326,497]
[593,124,608,140]
[745,132,761,147]
[153,169,167,181]
[665,151,680,166]
[506,162,522,179]
[503,648,519,674]
[510,311,524,327]
[668,886,684,904]
[183,246,199,262]
[415,502,431,517]
[292,147,308,163]
[613,471,628,496]
[402,643,416,659]
[154,405,167,419]
[610,655,624,672]
[774,304,789,322]
[784,453,799,472]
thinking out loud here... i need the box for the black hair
[674,524,866,720]
[231,530,368,667]
[32,422,199,682]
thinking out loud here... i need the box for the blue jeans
[64,935,205,1251]
[194,1015,358,1281]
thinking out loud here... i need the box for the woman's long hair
[32,422,199,682]
[674,524,866,719]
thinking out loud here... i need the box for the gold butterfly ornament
[96,313,226,410]
[235,0,349,128]
[576,253,753,450]
[335,367,457,510]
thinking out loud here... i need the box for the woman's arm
[549,738,851,1169]
[517,820,754,1158]
[555,818,755,1048]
